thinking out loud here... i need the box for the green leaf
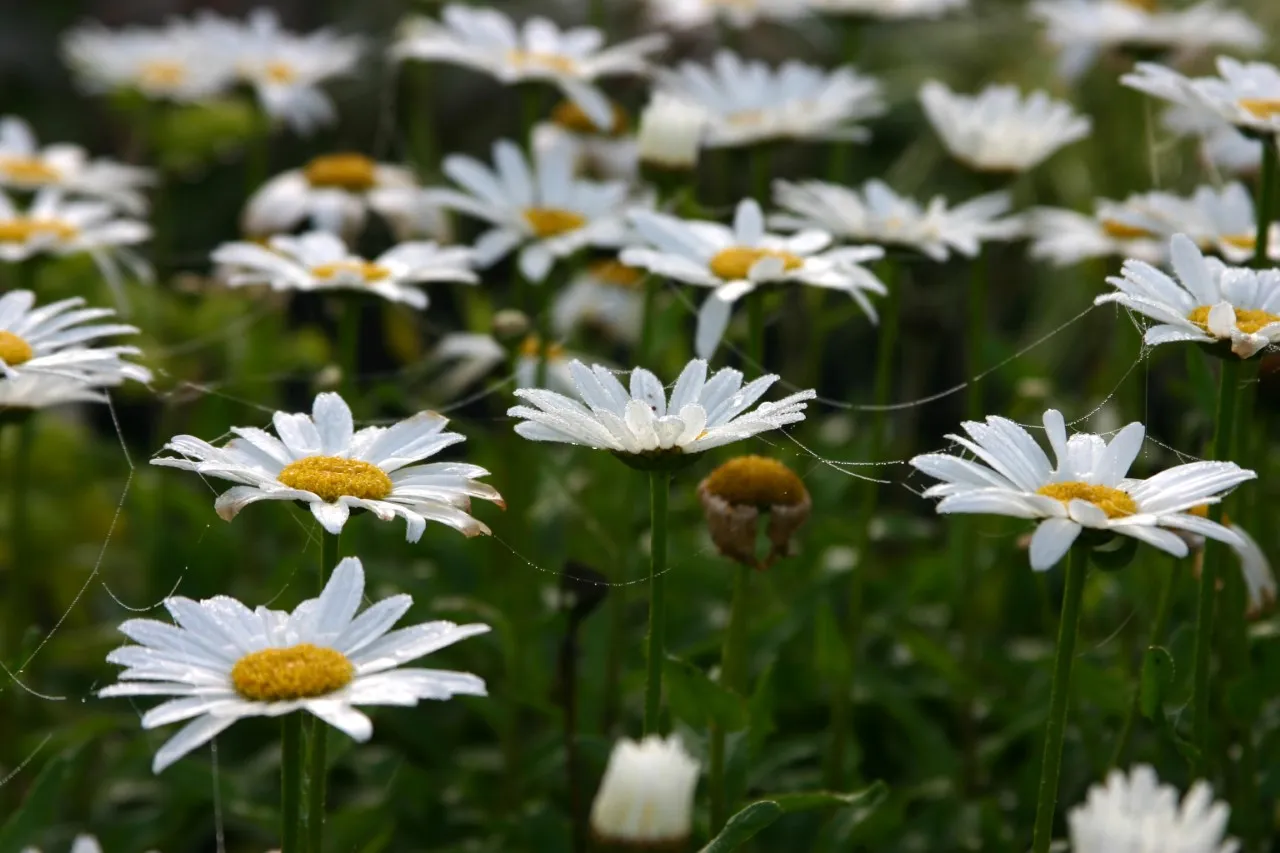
[763,781,889,815]
[0,752,74,849]
[697,801,784,853]
[664,655,747,732]
[1139,646,1175,721]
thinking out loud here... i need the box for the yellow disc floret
[702,455,808,507]
[1187,305,1280,335]
[0,156,60,186]
[263,61,299,84]
[506,51,578,74]
[1238,99,1280,120]
[137,60,187,90]
[551,100,629,136]
[523,207,587,238]
[303,153,379,191]
[0,331,34,366]
[518,335,566,360]
[1036,481,1138,519]
[709,247,803,281]
[230,643,354,702]
[590,259,645,288]
[0,219,78,243]
[277,456,393,503]
[1100,219,1154,240]
[311,260,391,282]
[1119,0,1157,10]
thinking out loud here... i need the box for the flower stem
[1191,356,1240,774]
[644,470,671,736]
[339,298,360,404]
[306,532,340,851]
[639,274,658,367]
[748,291,765,370]
[709,564,752,833]
[1030,546,1086,853]
[1108,554,1175,769]
[1251,136,1277,270]
[4,417,33,660]
[281,715,304,853]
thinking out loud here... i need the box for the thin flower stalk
[307,531,341,851]
[1108,554,1176,769]
[282,714,304,853]
[645,471,671,735]
[709,563,751,833]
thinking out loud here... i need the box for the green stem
[709,565,752,832]
[748,292,765,370]
[967,250,986,420]
[825,19,861,184]
[1251,137,1277,270]
[339,299,360,405]
[1030,547,1086,853]
[1192,357,1240,774]
[305,533,340,851]
[282,715,305,853]
[639,275,658,367]
[644,471,671,736]
[1108,556,1176,769]
[6,418,32,660]
[869,261,900,450]
[406,65,437,178]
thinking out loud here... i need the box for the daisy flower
[424,138,635,282]
[621,198,885,357]
[0,116,153,214]
[1067,765,1236,853]
[532,100,638,182]
[0,373,115,414]
[636,93,707,173]
[644,0,810,31]
[772,179,1020,262]
[431,332,579,398]
[61,19,235,103]
[1027,207,1164,267]
[242,154,416,238]
[0,290,151,386]
[910,408,1254,571]
[1162,104,1265,177]
[590,736,700,847]
[99,556,490,773]
[1124,57,1280,137]
[1097,233,1280,359]
[656,52,884,148]
[1182,506,1276,617]
[508,357,817,460]
[392,4,667,130]
[919,81,1091,173]
[552,259,645,344]
[211,231,476,310]
[809,0,969,19]
[151,392,502,541]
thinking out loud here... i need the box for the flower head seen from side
[1098,234,1280,358]
[1124,57,1280,137]
[1027,206,1164,267]
[589,735,699,847]
[508,357,816,465]
[532,100,638,183]
[425,138,635,282]
[99,556,490,773]
[61,19,236,103]
[1067,765,1237,853]
[393,4,667,129]
[644,0,811,31]
[212,230,476,309]
[430,332,579,398]
[553,259,645,345]
[621,198,885,357]
[699,454,811,570]
[909,408,1255,571]
[636,93,707,173]
[919,81,1091,173]
[151,392,503,541]
[656,52,884,149]
[1162,104,1266,177]
[242,154,416,239]
[0,290,150,386]
[809,0,968,19]
[0,373,115,415]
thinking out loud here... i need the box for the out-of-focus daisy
[919,81,1091,173]
[151,391,502,541]
[425,138,635,282]
[1162,105,1265,177]
[431,332,579,397]
[0,290,150,385]
[621,198,885,357]
[242,153,416,238]
[212,231,476,310]
[1027,207,1164,267]
[1097,233,1280,359]
[508,358,816,458]
[656,52,884,148]
[1030,1,1264,81]
[636,93,707,173]
[100,556,490,773]
[644,0,810,31]
[1109,183,1278,264]
[0,373,116,414]
[62,20,235,103]
[532,99,638,182]
[1067,765,1236,853]
[772,179,1020,261]
[910,408,1254,571]
[589,735,699,847]
[0,116,153,214]
[21,836,141,853]
[552,259,645,344]
[809,0,968,19]
[1124,58,1280,137]
[392,4,666,130]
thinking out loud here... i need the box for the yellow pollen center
[709,247,803,280]
[302,154,378,191]
[1036,481,1138,519]
[263,61,299,84]
[1187,305,1280,335]
[550,100,629,136]
[276,455,393,503]
[311,261,391,282]
[506,50,578,74]
[137,60,187,89]
[702,455,808,507]
[590,259,645,288]
[0,218,77,243]
[1119,0,1157,10]
[1221,233,1257,250]
[518,335,565,360]
[0,331,34,366]
[1238,99,1280,119]
[230,643,354,702]
[0,156,60,185]
[523,207,587,238]
[1100,218,1154,240]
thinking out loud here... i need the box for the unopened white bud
[637,94,706,172]
[589,735,699,848]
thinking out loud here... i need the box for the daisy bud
[590,735,699,851]
[698,455,811,570]
[492,308,531,342]
[637,94,706,173]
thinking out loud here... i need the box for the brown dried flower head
[697,455,811,570]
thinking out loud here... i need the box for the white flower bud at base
[590,736,699,850]
[637,94,706,173]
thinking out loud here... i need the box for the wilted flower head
[699,455,812,569]
[590,735,699,847]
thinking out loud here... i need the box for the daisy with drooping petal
[0,290,151,386]
[392,4,667,130]
[99,556,490,773]
[1097,233,1280,359]
[151,391,502,541]
[0,116,153,214]
[644,0,810,31]
[61,18,236,103]
[424,138,636,282]
[656,52,884,148]
[532,100,638,182]
[1124,57,1280,137]
[910,408,1254,571]
[1067,765,1237,853]
[552,259,645,344]
[809,0,968,19]
[242,154,417,239]
[772,179,1020,262]
[919,81,1091,173]
[621,198,886,358]
[212,231,476,310]
[1180,505,1277,618]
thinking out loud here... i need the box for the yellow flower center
[1187,305,1280,335]
[519,334,566,360]
[701,455,808,507]
[551,100,629,136]
[137,60,187,89]
[311,261,391,282]
[276,455,393,503]
[1036,481,1138,519]
[726,109,768,127]
[506,51,578,74]
[1100,218,1154,240]
[523,207,587,238]
[0,156,60,185]
[590,259,645,289]
[263,61,299,84]
[1238,99,1280,120]
[302,154,379,191]
[0,218,78,243]
[1119,0,1157,10]
[0,331,34,366]
[230,643,355,702]
[709,247,803,280]
[1221,233,1257,251]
